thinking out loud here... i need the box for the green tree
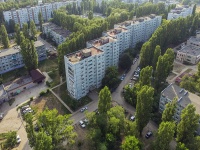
[135,85,154,134]
[152,45,161,71]
[164,48,174,75]
[22,23,29,38]
[139,66,153,86]
[154,122,176,150]
[124,120,139,137]
[162,98,177,122]
[30,20,37,39]
[192,4,196,15]
[176,142,189,150]
[20,39,38,72]
[119,53,132,70]
[88,11,93,20]
[102,66,120,89]
[4,131,17,149]
[0,24,10,48]
[15,24,21,45]
[38,12,43,32]
[34,132,53,150]
[176,104,200,148]
[98,86,111,114]
[25,113,35,147]
[121,136,140,150]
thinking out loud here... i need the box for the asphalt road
[70,58,140,124]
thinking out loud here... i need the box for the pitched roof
[30,69,45,83]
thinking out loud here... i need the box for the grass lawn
[48,70,60,87]
[53,84,92,111]
[31,92,71,115]
[38,58,58,72]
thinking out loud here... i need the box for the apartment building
[103,28,130,55]
[159,83,200,135]
[3,1,80,27]
[0,41,46,74]
[86,36,119,68]
[43,22,71,45]
[167,5,193,20]
[114,14,162,47]
[64,47,105,99]
[176,33,200,64]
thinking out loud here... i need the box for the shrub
[46,81,51,87]
[46,89,50,93]
[30,97,33,101]
[39,91,46,97]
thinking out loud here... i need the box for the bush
[30,97,33,101]
[3,131,17,149]
[46,89,50,93]
[39,91,46,97]
[46,81,51,87]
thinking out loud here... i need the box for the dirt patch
[173,62,185,73]
[31,92,71,115]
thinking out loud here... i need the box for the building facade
[64,47,105,99]
[42,22,71,45]
[86,36,119,68]
[167,5,193,20]
[176,33,200,64]
[0,41,46,74]
[159,83,200,134]
[3,1,80,27]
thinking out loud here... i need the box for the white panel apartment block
[167,5,193,20]
[64,47,105,99]
[3,1,80,27]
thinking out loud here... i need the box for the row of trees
[0,24,10,48]
[140,12,199,69]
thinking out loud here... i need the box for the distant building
[64,47,105,99]
[42,22,71,45]
[0,41,46,74]
[3,1,80,27]
[159,83,200,135]
[176,33,200,64]
[167,5,193,20]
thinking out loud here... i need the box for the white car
[16,135,21,144]
[79,120,86,128]
[0,113,4,120]
[80,106,88,113]
[130,116,135,121]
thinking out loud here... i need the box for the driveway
[0,79,48,150]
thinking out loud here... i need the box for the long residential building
[64,47,105,99]
[159,83,200,135]
[0,41,46,74]
[176,33,200,64]
[65,14,162,100]
[43,22,71,45]
[167,5,193,20]
[3,1,80,27]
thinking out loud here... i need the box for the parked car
[145,131,153,139]
[0,113,4,120]
[21,105,30,111]
[80,106,88,113]
[131,77,138,81]
[84,119,89,124]
[130,115,135,121]
[16,135,21,144]
[79,120,86,128]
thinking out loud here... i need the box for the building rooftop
[161,83,200,114]
[107,27,128,36]
[88,36,117,47]
[0,41,44,57]
[188,36,200,46]
[4,76,33,92]
[43,22,71,38]
[116,14,157,28]
[178,45,200,56]
[66,47,103,64]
